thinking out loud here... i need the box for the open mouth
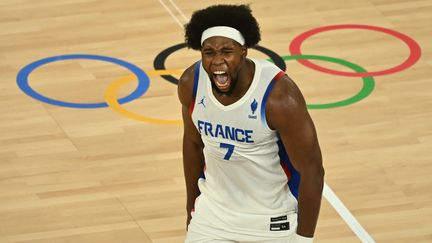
[212,71,230,91]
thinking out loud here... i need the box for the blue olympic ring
[16,54,149,109]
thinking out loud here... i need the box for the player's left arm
[266,74,324,239]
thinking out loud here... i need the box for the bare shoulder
[178,62,198,107]
[266,74,309,130]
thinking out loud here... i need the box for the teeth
[213,71,226,75]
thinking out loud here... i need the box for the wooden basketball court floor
[1,0,431,242]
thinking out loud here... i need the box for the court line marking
[157,1,375,242]
[324,183,375,242]
[157,0,184,28]
[168,0,188,22]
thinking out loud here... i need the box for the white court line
[157,0,184,28]
[324,183,375,243]
[168,0,189,22]
[156,1,375,242]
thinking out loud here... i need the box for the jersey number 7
[220,143,235,160]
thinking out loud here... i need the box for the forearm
[182,137,204,217]
[296,166,324,237]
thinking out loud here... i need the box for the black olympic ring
[153,43,286,85]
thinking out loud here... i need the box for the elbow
[318,165,325,181]
[315,164,325,183]
[299,163,324,185]
[316,165,325,192]
[310,163,325,190]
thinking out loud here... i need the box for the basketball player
[178,4,324,243]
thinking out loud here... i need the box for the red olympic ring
[289,24,421,77]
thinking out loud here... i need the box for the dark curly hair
[185,4,261,50]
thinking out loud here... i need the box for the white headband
[201,26,245,46]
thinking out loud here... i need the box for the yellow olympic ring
[104,70,184,125]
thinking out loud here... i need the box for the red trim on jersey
[274,71,286,82]
[188,100,195,116]
[280,160,292,180]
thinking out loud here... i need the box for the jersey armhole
[188,61,201,116]
[260,71,286,131]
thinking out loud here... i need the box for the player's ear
[241,46,247,58]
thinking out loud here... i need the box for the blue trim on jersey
[276,137,300,199]
[192,61,201,101]
[260,79,276,128]
[199,161,206,180]
[260,71,285,129]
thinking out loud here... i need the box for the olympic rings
[278,55,375,109]
[15,25,421,125]
[16,54,150,108]
[105,70,183,125]
[154,43,287,84]
[289,24,421,77]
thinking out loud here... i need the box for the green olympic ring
[272,55,375,109]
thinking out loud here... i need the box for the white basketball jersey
[189,58,300,237]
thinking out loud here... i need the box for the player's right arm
[177,63,205,228]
